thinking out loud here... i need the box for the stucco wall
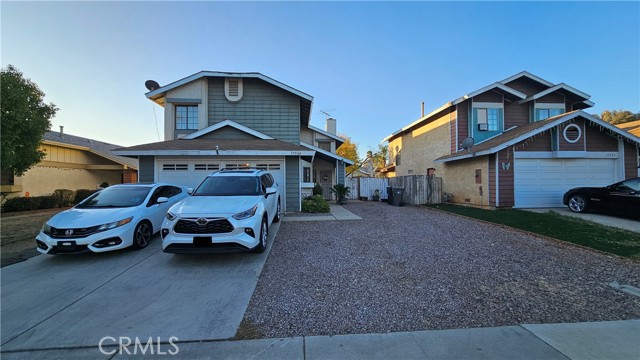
[441,156,489,207]
[15,166,121,197]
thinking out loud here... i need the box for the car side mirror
[187,188,194,195]
[265,187,277,197]
[156,197,169,204]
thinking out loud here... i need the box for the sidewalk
[523,207,640,233]
[3,320,637,359]
[283,204,362,222]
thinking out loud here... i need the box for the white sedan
[36,183,188,254]
[161,169,281,253]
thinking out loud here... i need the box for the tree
[336,135,360,175]
[593,110,640,125]
[1,65,57,177]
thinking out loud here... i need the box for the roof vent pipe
[421,102,425,117]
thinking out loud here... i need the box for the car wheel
[273,199,281,223]
[132,221,152,249]
[253,217,268,253]
[568,195,588,213]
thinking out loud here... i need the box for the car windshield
[193,176,260,196]
[76,187,152,208]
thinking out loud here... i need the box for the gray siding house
[113,71,353,212]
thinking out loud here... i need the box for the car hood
[169,196,260,217]
[46,207,139,228]
[566,186,605,193]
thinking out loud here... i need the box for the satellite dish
[460,137,476,157]
[145,80,160,91]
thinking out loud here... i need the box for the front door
[319,170,333,200]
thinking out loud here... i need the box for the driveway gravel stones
[241,202,640,338]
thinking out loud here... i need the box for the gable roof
[300,142,355,165]
[183,120,274,140]
[43,131,138,169]
[617,120,640,137]
[518,83,592,104]
[308,124,344,146]
[451,83,526,105]
[434,110,640,163]
[499,71,555,87]
[112,138,315,157]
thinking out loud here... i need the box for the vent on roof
[225,78,243,102]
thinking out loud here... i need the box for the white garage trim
[514,151,619,159]
[514,157,617,208]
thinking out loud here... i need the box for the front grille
[47,226,99,239]
[174,218,234,234]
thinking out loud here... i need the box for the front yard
[238,201,640,339]
[0,208,63,267]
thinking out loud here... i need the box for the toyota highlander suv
[161,169,281,253]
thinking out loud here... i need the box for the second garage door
[514,158,616,208]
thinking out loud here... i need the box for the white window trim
[563,124,582,143]
[472,102,504,109]
[534,103,566,109]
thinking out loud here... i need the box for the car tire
[568,195,588,213]
[253,217,268,253]
[132,221,152,250]
[273,198,281,223]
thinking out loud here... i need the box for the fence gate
[388,175,442,205]
[346,177,389,200]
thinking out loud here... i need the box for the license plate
[193,237,212,247]
[58,241,76,248]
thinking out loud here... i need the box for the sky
[2,1,639,158]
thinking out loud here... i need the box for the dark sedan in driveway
[563,178,640,218]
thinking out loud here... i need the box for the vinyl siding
[504,101,530,128]
[208,78,300,144]
[585,124,618,151]
[285,157,300,211]
[624,142,637,179]
[473,91,503,103]
[488,154,496,207]
[497,148,514,207]
[537,93,565,104]
[503,78,549,97]
[139,156,155,182]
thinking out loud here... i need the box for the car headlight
[97,217,133,232]
[42,223,52,235]
[232,205,258,220]
[166,211,177,221]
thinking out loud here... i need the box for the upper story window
[472,102,503,143]
[534,104,565,122]
[225,78,244,102]
[176,105,198,130]
[317,141,332,152]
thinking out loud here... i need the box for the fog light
[92,238,122,248]
[161,229,169,239]
[244,228,255,238]
[36,240,48,250]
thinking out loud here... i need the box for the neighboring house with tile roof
[113,71,354,212]
[1,129,138,198]
[383,71,640,208]
[617,120,640,137]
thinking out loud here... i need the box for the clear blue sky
[3,1,639,157]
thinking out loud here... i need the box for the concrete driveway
[524,207,640,233]
[1,221,279,352]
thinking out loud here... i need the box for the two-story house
[383,71,640,208]
[113,71,353,212]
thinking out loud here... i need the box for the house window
[194,164,220,171]
[176,105,198,130]
[317,141,332,152]
[303,167,311,183]
[535,108,563,121]
[476,108,499,131]
[162,164,188,171]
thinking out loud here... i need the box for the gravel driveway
[241,201,640,338]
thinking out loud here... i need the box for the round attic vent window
[563,124,582,143]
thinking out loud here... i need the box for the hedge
[1,189,99,213]
[302,195,330,213]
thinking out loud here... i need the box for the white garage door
[157,159,285,193]
[514,158,616,208]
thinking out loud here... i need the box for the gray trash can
[387,186,393,205]
[392,188,404,206]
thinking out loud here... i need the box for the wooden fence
[346,175,442,204]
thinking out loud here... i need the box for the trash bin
[387,186,393,205]
[392,188,404,206]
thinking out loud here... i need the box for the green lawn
[427,204,640,259]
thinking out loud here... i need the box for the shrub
[1,195,59,213]
[74,189,97,204]
[100,182,109,188]
[302,195,330,213]
[53,189,74,207]
[313,183,323,196]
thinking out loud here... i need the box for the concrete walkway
[524,207,640,233]
[2,320,637,359]
[283,204,362,222]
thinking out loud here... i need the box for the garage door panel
[514,157,616,208]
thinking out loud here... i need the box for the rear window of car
[77,187,152,208]
[193,176,261,196]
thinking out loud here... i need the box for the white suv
[161,169,281,253]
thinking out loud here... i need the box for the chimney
[421,102,425,117]
[325,118,337,135]
[59,126,64,137]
